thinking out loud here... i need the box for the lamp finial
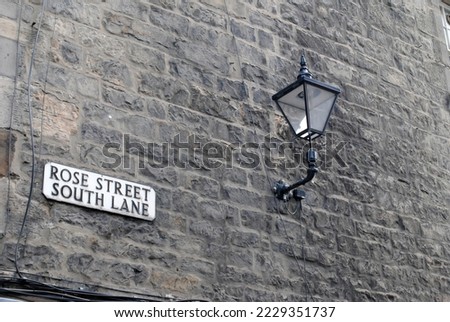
[298,54,312,79]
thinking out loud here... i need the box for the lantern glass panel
[305,83,337,133]
[276,85,307,136]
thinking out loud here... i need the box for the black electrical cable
[0,280,125,302]
[13,0,46,279]
[271,133,314,301]
[0,273,205,302]
[267,134,314,301]
[277,203,314,302]
[222,0,314,302]
[6,0,312,303]
[0,277,183,302]
[0,277,90,301]
[0,287,91,302]
[2,1,209,302]
[7,0,23,271]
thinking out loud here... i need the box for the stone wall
[0,0,449,301]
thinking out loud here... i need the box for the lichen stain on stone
[33,92,79,142]
[151,271,201,293]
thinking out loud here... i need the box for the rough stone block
[0,129,14,178]
[67,253,149,286]
[217,264,262,284]
[140,166,178,186]
[81,122,123,144]
[258,29,274,49]
[138,72,191,107]
[230,230,260,248]
[184,174,220,199]
[167,104,211,138]
[226,248,254,267]
[108,0,149,21]
[43,64,99,99]
[46,0,102,28]
[197,0,225,10]
[123,114,158,139]
[34,93,79,142]
[222,185,262,207]
[150,270,200,294]
[87,55,133,87]
[189,86,238,122]
[230,19,256,42]
[149,5,190,37]
[173,40,230,75]
[380,65,408,88]
[217,77,248,100]
[171,189,200,217]
[0,1,17,19]
[0,36,17,78]
[189,220,225,240]
[83,101,125,130]
[3,244,63,272]
[0,77,14,128]
[147,0,177,10]
[337,236,372,258]
[102,86,145,112]
[240,209,273,234]
[0,17,18,40]
[179,1,227,28]
[169,58,216,87]
[197,200,240,225]
[127,43,165,72]
[180,257,215,278]
[280,3,313,27]
[51,39,83,68]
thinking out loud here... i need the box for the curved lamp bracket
[272,148,318,201]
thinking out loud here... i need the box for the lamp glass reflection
[276,85,307,136]
[305,83,337,133]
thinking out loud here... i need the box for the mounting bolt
[293,189,306,201]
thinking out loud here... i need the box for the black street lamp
[272,54,340,201]
[272,55,340,141]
